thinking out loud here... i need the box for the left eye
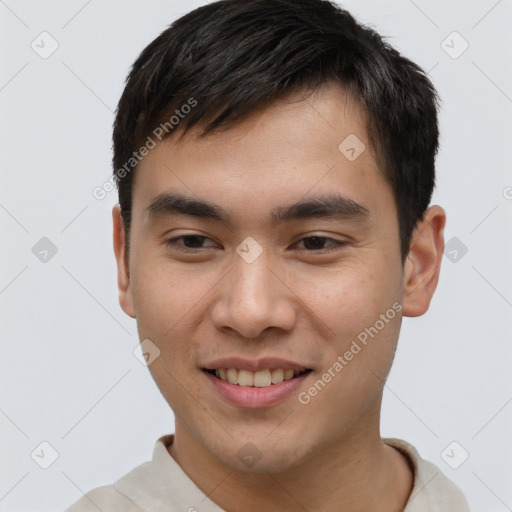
[294,237,343,251]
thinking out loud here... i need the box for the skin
[113,82,446,511]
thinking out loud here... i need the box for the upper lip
[203,357,309,373]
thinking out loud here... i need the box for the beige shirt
[64,435,471,511]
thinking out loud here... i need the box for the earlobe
[112,205,136,319]
[402,205,446,317]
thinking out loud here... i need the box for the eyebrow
[145,192,370,225]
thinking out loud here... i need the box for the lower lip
[204,370,311,409]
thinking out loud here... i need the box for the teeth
[237,370,254,386]
[270,368,284,384]
[254,370,272,387]
[227,368,238,385]
[212,368,308,387]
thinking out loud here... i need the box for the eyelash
[165,235,346,254]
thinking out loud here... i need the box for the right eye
[166,235,218,252]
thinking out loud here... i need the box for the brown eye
[296,237,342,251]
[166,235,217,251]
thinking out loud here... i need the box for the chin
[214,437,311,475]
[231,452,305,475]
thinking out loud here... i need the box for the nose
[211,253,297,339]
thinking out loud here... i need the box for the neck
[168,403,413,512]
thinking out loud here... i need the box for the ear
[402,205,446,317]
[112,205,136,318]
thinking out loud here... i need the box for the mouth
[203,367,313,388]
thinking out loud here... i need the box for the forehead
[131,82,392,224]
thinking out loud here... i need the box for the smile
[205,368,312,388]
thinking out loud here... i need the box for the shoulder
[63,459,158,511]
[63,435,177,512]
[63,483,143,512]
[384,438,471,511]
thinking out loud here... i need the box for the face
[114,83,433,474]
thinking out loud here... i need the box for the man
[66,0,471,510]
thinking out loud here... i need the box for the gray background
[1,0,511,510]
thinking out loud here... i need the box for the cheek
[130,262,210,411]
[298,313,402,428]
[130,258,212,337]
[290,259,402,371]
[289,263,390,333]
